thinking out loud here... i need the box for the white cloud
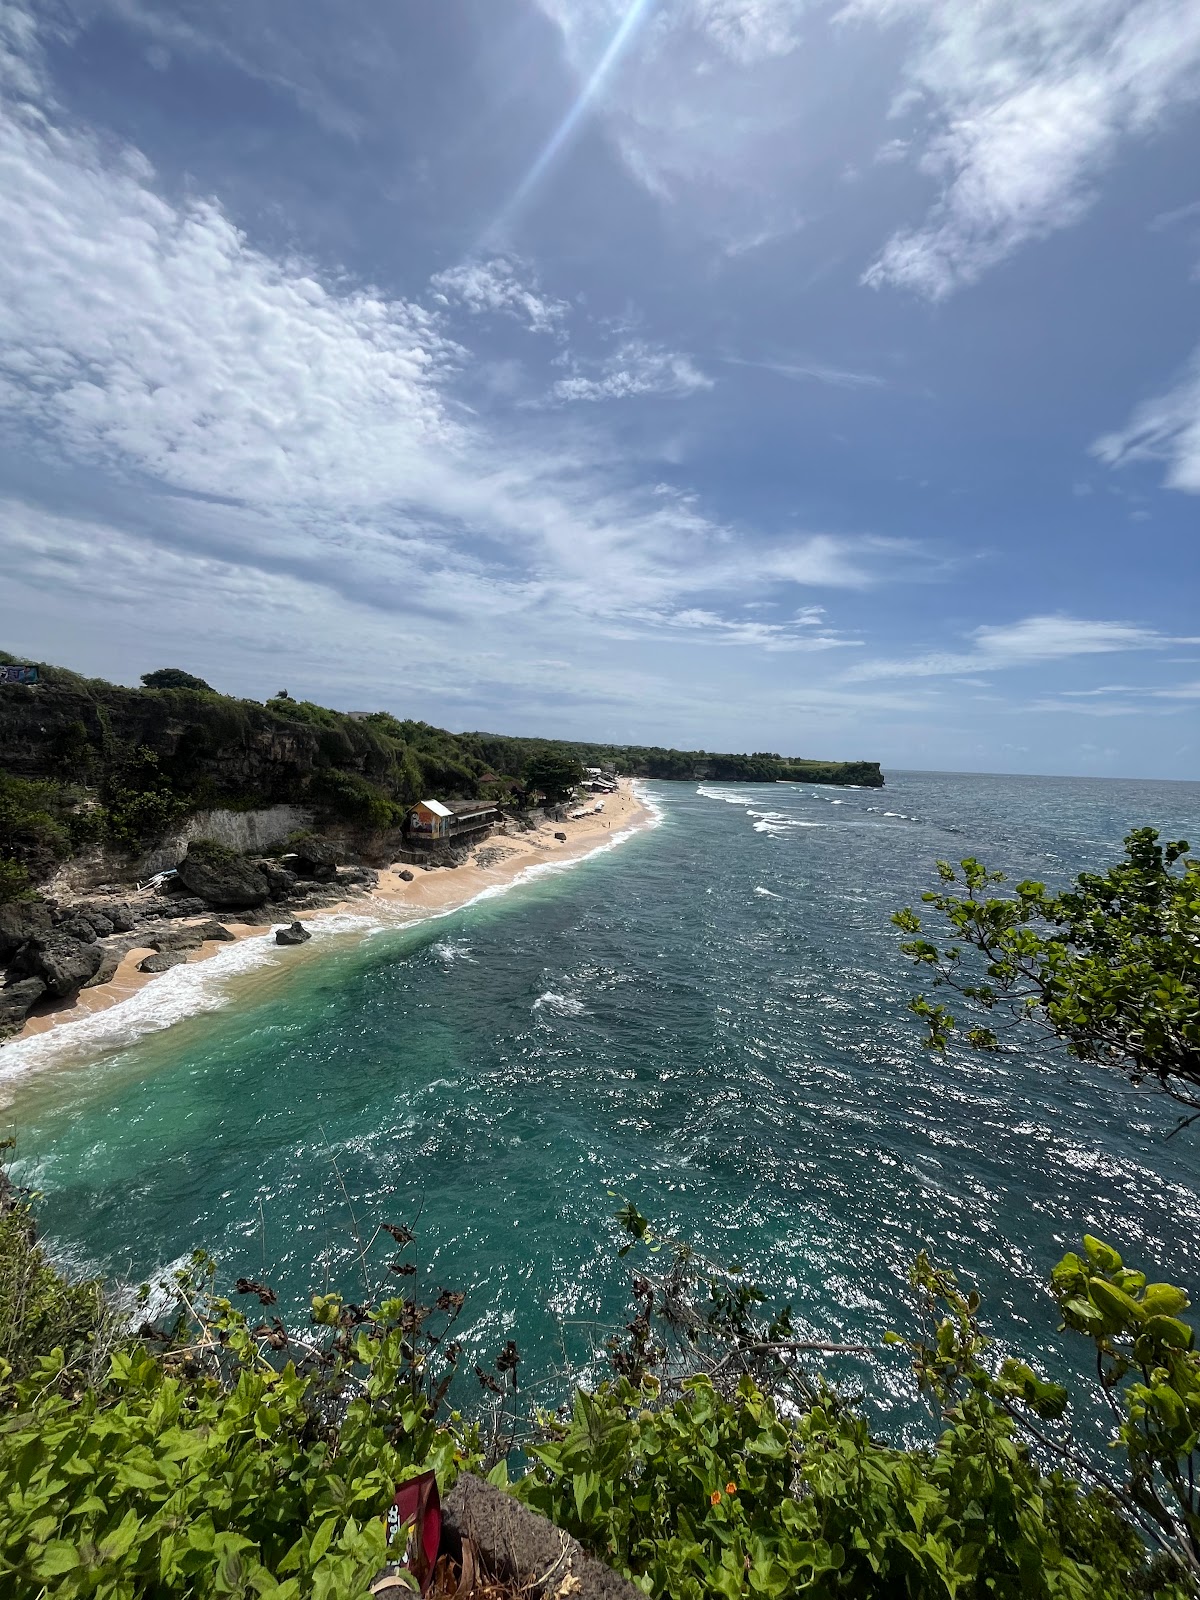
[689,0,804,63]
[0,7,902,697]
[846,613,1193,680]
[550,340,713,402]
[1093,352,1200,492]
[853,0,1200,297]
[533,0,1200,292]
[429,257,569,335]
[723,354,888,389]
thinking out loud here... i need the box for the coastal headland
[7,779,653,1044]
[0,651,881,1046]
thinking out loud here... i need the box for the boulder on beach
[83,950,122,989]
[196,920,236,942]
[262,863,299,900]
[0,976,48,1031]
[146,928,205,954]
[397,868,414,882]
[0,899,53,961]
[554,832,567,842]
[275,921,312,945]
[12,934,104,998]
[175,842,270,909]
[138,950,187,974]
[291,838,340,881]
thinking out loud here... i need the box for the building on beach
[407,797,499,848]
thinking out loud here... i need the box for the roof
[417,799,453,818]
[445,798,497,816]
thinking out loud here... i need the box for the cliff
[0,652,883,897]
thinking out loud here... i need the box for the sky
[0,1,1199,777]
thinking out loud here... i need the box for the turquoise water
[3,773,1199,1435]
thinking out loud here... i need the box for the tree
[140,667,214,693]
[895,828,1200,1125]
[523,748,584,804]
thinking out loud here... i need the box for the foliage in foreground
[0,1155,1197,1598]
[0,1239,468,1599]
[506,1215,1196,1599]
[895,828,1200,1122]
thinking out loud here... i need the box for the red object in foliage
[384,1471,442,1595]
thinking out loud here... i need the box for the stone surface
[291,838,340,881]
[196,920,236,942]
[442,1474,643,1600]
[0,899,53,961]
[12,934,104,997]
[554,832,567,842]
[146,928,205,954]
[175,845,270,909]
[83,949,121,988]
[397,869,414,882]
[54,916,99,945]
[275,920,312,945]
[262,863,299,900]
[138,950,187,974]
[0,977,48,1031]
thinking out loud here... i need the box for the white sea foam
[696,785,753,806]
[0,911,385,1092]
[754,886,782,898]
[533,991,589,1016]
[432,939,475,964]
[0,790,663,1087]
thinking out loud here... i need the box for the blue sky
[1,0,1199,777]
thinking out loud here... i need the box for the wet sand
[14,782,653,1043]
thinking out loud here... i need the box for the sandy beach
[13,781,654,1044]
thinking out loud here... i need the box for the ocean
[3,771,1199,1439]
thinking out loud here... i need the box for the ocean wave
[696,785,754,806]
[432,939,475,964]
[0,912,385,1091]
[754,886,783,898]
[0,794,662,1085]
[534,991,590,1017]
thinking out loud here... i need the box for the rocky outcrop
[0,900,54,960]
[12,934,103,997]
[138,951,187,974]
[275,921,312,945]
[442,1474,643,1600]
[175,844,270,909]
[291,838,340,881]
[0,977,47,1031]
[83,949,121,988]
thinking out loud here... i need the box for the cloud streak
[845,614,1198,681]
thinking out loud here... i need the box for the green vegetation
[140,668,216,693]
[523,747,585,803]
[0,650,881,885]
[2,769,1196,1593]
[894,828,1200,1125]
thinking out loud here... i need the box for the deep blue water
[3,771,1199,1437]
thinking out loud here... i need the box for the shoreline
[6,780,659,1058]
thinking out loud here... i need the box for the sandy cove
[14,781,654,1043]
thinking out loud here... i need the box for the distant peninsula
[0,651,883,904]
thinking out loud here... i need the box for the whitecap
[432,939,475,964]
[533,991,589,1017]
[1,789,664,1087]
[754,886,782,898]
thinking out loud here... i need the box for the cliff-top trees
[140,668,215,692]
